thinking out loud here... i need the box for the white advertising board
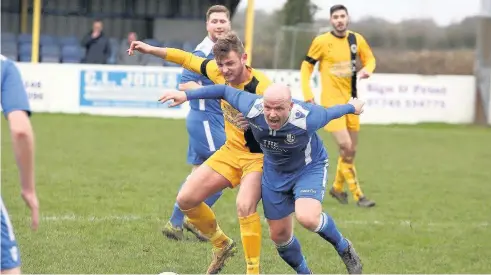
[265,69,476,124]
[14,63,476,124]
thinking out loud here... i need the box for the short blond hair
[206,5,230,21]
[212,32,245,60]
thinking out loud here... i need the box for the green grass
[2,113,491,274]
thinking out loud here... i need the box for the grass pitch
[2,114,490,274]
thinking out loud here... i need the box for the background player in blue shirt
[159,83,364,274]
[1,55,39,274]
[162,5,230,242]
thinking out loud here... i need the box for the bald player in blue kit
[158,83,364,274]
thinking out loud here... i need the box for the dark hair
[206,5,231,21]
[212,31,245,60]
[330,4,348,16]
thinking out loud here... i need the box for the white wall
[265,70,477,125]
[13,62,481,125]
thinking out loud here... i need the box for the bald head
[263,83,294,130]
[263,83,292,104]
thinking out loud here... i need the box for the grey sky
[237,0,482,26]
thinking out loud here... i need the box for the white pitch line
[17,215,490,228]
[40,214,148,222]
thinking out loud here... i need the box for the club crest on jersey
[254,102,263,112]
[285,133,296,144]
[350,44,357,54]
[294,111,305,119]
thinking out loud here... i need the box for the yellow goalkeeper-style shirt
[300,30,376,104]
[166,49,272,153]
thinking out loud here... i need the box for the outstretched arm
[185,85,260,116]
[150,48,217,80]
[128,41,218,82]
[307,104,356,132]
[178,50,207,91]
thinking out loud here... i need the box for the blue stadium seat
[107,38,120,64]
[1,41,18,60]
[40,34,57,46]
[164,41,183,49]
[17,33,33,44]
[143,39,161,47]
[1,32,17,43]
[19,55,31,62]
[59,36,80,46]
[164,61,180,67]
[1,40,18,54]
[61,45,83,63]
[183,41,196,52]
[145,55,164,66]
[41,45,61,63]
[18,43,33,62]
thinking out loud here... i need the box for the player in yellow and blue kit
[301,5,376,208]
[159,83,364,274]
[162,32,227,241]
[1,55,39,274]
[129,32,270,273]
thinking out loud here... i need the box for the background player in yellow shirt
[128,32,271,274]
[301,4,376,208]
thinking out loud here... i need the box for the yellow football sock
[332,156,345,192]
[181,202,231,249]
[340,161,364,201]
[239,212,261,274]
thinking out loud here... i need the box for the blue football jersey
[180,36,222,115]
[1,55,31,117]
[185,85,356,189]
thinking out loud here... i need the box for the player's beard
[331,20,348,34]
[336,21,348,33]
